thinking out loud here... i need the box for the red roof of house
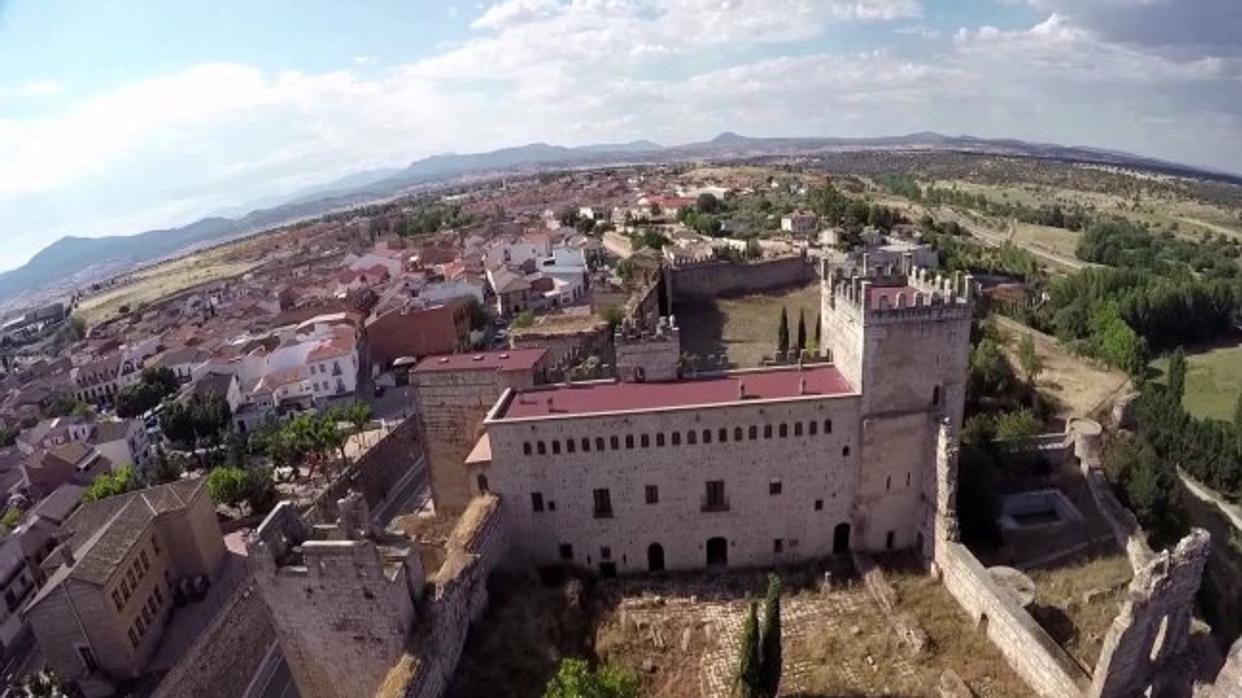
[412,348,548,375]
[498,364,853,419]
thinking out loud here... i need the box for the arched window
[809,420,818,435]
[718,427,727,443]
[687,430,697,445]
[625,435,634,449]
[536,441,546,455]
[641,434,650,448]
[734,426,743,441]
[749,425,758,440]
[567,439,575,454]
[843,445,850,457]
[763,424,773,439]
[582,437,591,452]
[825,419,833,434]
[778,423,788,438]
[702,429,711,444]
[596,437,605,451]
[672,432,681,446]
[551,440,561,455]
[794,422,803,437]
[610,435,620,450]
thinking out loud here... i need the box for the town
[0,155,1240,698]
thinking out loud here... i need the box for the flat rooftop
[412,347,548,374]
[496,364,853,420]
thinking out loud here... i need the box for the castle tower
[247,493,425,698]
[820,259,974,552]
[615,315,681,382]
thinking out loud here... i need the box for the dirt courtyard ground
[675,282,821,369]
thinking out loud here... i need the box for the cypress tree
[759,575,783,698]
[796,309,807,356]
[1233,392,1242,458]
[1167,347,1186,405]
[734,601,761,698]
[777,307,789,359]
[814,312,821,352]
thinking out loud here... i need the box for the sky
[0,0,1240,273]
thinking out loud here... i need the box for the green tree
[759,575,783,698]
[813,312,821,352]
[1166,346,1187,404]
[795,309,806,356]
[993,408,1043,440]
[149,445,183,485]
[543,658,638,698]
[776,307,789,358]
[464,297,490,331]
[968,338,1016,399]
[558,207,580,228]
[512,311,535,329]
[20,668,70,698]
[207,467,250,509]
[601,305,625,329]
[696,192,721,214]
[83,466,138,502]
[734,602,762,698]
[1017,334,1041,388]
[576,217,597,234]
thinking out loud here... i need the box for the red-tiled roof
[412,348,548,374]
[866,285,919,310]
[498,364,853,419]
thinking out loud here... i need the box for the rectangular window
[141,605,152,625]
[582,437,591,452]
[128,627,140,647]
[537,441,546,455]
[610,436,620,450]
[596,437,605,452]
[559,543,574,561]
[552,440,561,455]
[702,429,711,444]
[593,489,613,518]
[703,481,727,512]
[809,420,818,435]
[600,546,611,560]
[154,585,164,606]
[814,499,824,511]
[748,425,758,440]
[640,434,650,448]
[779,423,788,438]
[769,480,782,496]
[773,539,784,554]
[625,434,634,449]
[112,589,123,611]
[79,646,99,671]
[763,424,773,439]
[531,492,544,512]
[794,422,803,437]
[671,432,681,446]
[645,485,659,504]
[886,531,895,550]
[686,430,696,445]
[656,432,665,447]
[567,439,575,454]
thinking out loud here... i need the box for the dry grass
[676,282,821,369]
[1027,553,1133,668]
[887,570,1039,698]
[76,254,259,325]
[1008,221,1081,259]
[995,317,1130,420]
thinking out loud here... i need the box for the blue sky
[0,0,1239,273]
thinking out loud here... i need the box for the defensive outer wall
[665,255,816,305]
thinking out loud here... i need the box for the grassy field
[675,281,820,369]
[995,317,1130,421]
[1151,340,1242,421]
[75,245,262,326]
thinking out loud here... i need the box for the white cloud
[0,80,64,99]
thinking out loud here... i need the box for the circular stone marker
[989,565,1037,608]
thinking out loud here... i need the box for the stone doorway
[647,543,665,573]
[706,537,728,568]
[833,523,851,555]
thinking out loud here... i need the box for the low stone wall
[304,417,420,525]
[937,541,1091,697]
[150,574,276,698]
[378,494,509,698]
[668,256,815,301]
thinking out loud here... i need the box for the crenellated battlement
[822,258,974,326]
[615,315,681,382]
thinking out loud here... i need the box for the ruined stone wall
[669,256,815,301]
[936,541,1091,697]
[378,494,509,698]
[150,573,275,698]
[303,417,421,525]
[1089,529,1210,698]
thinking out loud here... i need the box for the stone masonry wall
[304,417,421,525]
[936,541,1091,697]
[150,573,275,698]
[669,256,815,301]
[378,494,509,698]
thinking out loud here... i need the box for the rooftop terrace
[495,364,853,420]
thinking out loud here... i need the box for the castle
[464,255,974,572]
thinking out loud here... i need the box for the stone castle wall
[379,494,509,698]
[936,540,1092,697]
[669,256,815,302]
[303,417,421,525]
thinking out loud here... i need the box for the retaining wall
[937,541,1091,697]
[669,256,815,302]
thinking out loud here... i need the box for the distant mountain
[3,131,1238,301]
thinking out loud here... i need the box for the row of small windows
[522,420,846,457]
[533,479,837,517]
[127,584,166,648]
[111,546,154,612]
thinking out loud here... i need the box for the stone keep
[247,493,425,698]
[614,316,680,383]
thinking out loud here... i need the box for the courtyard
[675,282,821,369]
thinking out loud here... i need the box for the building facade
[466,262,973,574]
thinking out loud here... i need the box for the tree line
[880,174,1092,231]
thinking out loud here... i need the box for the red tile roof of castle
[498,364,853,419]
[412,348,548,374]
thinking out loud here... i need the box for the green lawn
[1152,342,1242,421]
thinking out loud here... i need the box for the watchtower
[615,315,681,383]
